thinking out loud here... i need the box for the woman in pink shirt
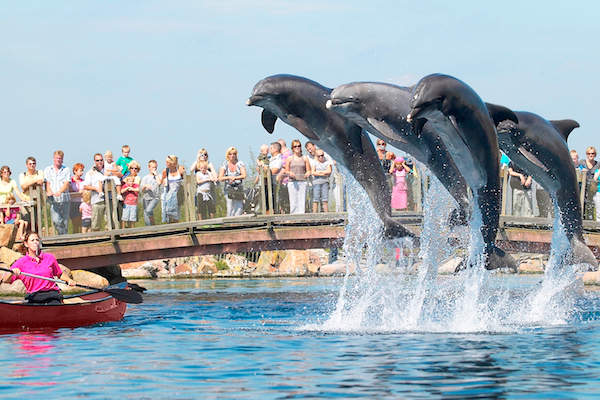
[0,231,75,304]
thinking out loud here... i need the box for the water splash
[304,168,582,334]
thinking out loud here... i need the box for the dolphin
[247,74,414,239]
[486,103,598,269]
[326,81,470,225]
[406,73,518,271]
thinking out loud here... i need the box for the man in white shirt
[83,153,108,231]
[44,150,71,235]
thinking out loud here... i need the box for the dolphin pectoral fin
[366,117,407,143]
[286,114,320,140]
[569,237,598,270]
[484,246,518,272]
[550,119,580,142]
[485,102,519,125]
[261,110,278,133]
[518,146,550,172]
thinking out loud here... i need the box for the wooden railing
[14,165,596,238]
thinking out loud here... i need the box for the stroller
[243,185,261,214]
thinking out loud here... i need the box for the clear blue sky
[1,1,598,173]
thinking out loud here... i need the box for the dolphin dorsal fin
[261,110,278,133]
[550,119,580,142]
[485,103,519,125]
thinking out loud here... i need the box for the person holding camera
[390,157,410,211]
[218,147,247,216]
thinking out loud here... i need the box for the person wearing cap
[389,156,410,211]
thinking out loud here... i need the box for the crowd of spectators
[2,141,599,238]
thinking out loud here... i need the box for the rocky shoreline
[2,243,600,296]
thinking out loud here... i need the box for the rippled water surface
[1,277,600,399]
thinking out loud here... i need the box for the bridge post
[103,180,112,230]
[267,169,274,215]
[185,173,196,222]
[578,170,586,217]
[259,168,267,215]
[501,166,509,216]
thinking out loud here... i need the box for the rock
[307,263,320,275]
[319,261,355,276]
[0,247,22,267]
[438,256,463,275]
[374,263,394,274]
[0,225,15,248]
[518,259,545,274]
[278,250,309,276]
[225,254,248,271]
[583,271,600,285]
[0,280,26,295]
[174,263,193,275]
[198,256,218,274]
[256,250,285,270]
[71,270,109,288]
[122,268,154,279]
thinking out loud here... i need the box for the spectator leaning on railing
[19,157,44,202]
[579,146,598,220]
[140,160,161,226]
[218,147,246,217]
[83,153,108,231]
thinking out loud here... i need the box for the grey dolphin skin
[326,82,470,225]
[246,74,414,239]
[406,73,518,271]
[486,104,598,269]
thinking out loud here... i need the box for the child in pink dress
[389,157,410,211]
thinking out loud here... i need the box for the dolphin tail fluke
[569,238,598,271]
[484,246,518,272]
[382,217,415,239]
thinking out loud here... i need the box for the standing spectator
[274,141,290,214]
[160,155,185,223]
[304,141,318,211]
[278,139,292,160]
[283,139,311,214]
[254,144,271,214]
[269,142,284,214]
[121,173,140,229]
[19,157,44,201]
[140,160,161,225]
[196,161,216,219]
[509,161,534,217]
[69,163,85,233]
[104,150,123,200]
[116,145,134,178]
[0,166,24,204]
[593,168,600,222]
[218,147,247,217]
[80,191,92,233]
[311,149,332,212]
[44,151,71,235]
[579,146,598,219]
[376,139,396,191]
[570,149,580,169]
[390,157,410,211]
[83,153,108,231]
[190,148,217,177]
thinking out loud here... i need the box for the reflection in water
[10,331,59,386]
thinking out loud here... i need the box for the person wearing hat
[389,156,410,211]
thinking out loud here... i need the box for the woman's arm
[323,164,332,177]
[217,166,227,182]
[303,157,311,178]
[238,165,247,180]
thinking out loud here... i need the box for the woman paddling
[0,231,75,304]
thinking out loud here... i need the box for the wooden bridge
[38,211,600,270]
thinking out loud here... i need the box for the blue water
[1,277,600,399]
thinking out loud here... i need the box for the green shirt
[116,156,133,175]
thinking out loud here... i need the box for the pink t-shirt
[79,202,92,219]
[122,182,139,205]
[9,253,62,294]
[4,207,19,223]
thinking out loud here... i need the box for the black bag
[227,184,245,201]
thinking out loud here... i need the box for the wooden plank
[501,166,509,216]
[579,170,586,213]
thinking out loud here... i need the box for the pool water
[1,277,600,399]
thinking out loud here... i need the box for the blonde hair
[128,160,141,170]
[225,147,238,158]
[586,146,597,154]
[82,190,92,203]
[6,194,15,203]
[197,161,209,170]
[167,155,178,165]
[104,150,113,157]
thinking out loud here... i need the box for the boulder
[374,263,395,274]
[0,247,22,267]
[319,261,355,276]
[0,225,15,248]
[225,254,248,271]
[278,250,309,276]
[438,256,463,275]
[122,268,154,279]
[583,271,600,285]
[0,280,26,295]
[198,256,218,274]
[71,270,109,288]
[518,259,545,274]
[256,250,285,270]
[174,263,194,275]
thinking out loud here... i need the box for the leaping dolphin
[326,81,470,225]
[486,103,598,269]
[247,74,414,239]
[406,73,518,271]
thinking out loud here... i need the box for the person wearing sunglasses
[121,160,141,228]
[282,139,311,214]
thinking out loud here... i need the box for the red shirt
[122,182,139,206]
[9,252,62,293]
